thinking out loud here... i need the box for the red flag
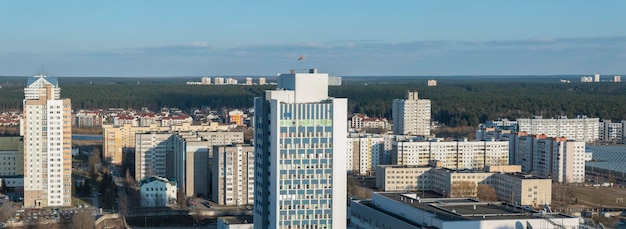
[298,55,305,61]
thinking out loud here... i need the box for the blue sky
[1,1,625,77]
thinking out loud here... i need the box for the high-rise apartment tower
[392,91,431,136]
[23,75,72,208]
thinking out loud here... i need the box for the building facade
[0,136,24,176]
[135,132,175,181]
[103,122,228,164]
[253,69,347,229]
[516,116,599,142]
[139,176,177,207]
[23,76,72,208]
[375,165,551,206]
[507,133,586,183]
[212,144,254,206]
[391,139,510,170]
[392,91,431,136]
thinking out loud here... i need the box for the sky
[1,1,625,77]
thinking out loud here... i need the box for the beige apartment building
[375,165,551,206]
[23,82,72,208]
[103,122,229,164]
[212,144,254,206]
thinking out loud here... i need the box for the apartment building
[507,133,586,183]
[517,116,599,142]
[0,136,24,176]
[212,144,254,206]
[135,132,175,181]
[391,139,509,170]
[478,116,599,142]
[172,131,244,197]
[346,135,384,175]
[103,122,228,164]
[392,91,431,136]
[23,76,72,208]
[598,119,624,142]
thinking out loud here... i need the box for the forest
[2,76,626,127]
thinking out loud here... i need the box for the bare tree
[88,151,102,179]
[450,181,477,198]
[477,184,498,201]
[71,208,95,229]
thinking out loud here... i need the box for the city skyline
[1,1,625,77]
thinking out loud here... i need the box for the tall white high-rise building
[392,91,431,136]
[23,75,72,208]
[253,69,347,229]
[594,73,600,82]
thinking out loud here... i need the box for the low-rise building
[139,176,177,207]
[0,136,23,176]
[375,165,551,206]
[217,216,253,229]
[349,192,579,229]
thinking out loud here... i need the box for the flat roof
[376,192,574,221]
[218,215,253,225]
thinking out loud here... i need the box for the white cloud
[191,42,209,47]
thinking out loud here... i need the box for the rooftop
[218,215,253,225]
[376,192,573,221]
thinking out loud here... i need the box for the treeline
[3,82,626,127]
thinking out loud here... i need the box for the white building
[212,144,254,206]
[214,77,225,85]
[226,78,238,85]
[23,76,72,208]
[135,132,175,182]
[516,116,599,142]
[349,192,579,229]
[392,91,431,136]
[599,119,623,142]
[258,77,266,85]
[507,133,586,183]
[253,68,347,229]
[581,76,593,82]
[346,135,384,175]
[594,73,600,82]
[139,176,177,207]
[217,216,253,229]
[427,79,437,86]
[245,77,252,85]
[201,76,211,85]
[23,75,60,101]
[173,131,244,197]
[392,139,510,170]
[614,75,621,82]
[328,76,342,86]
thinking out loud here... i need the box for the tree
[450,181,477,198]
[477,184,498,201]
[88,151,102,179]
[70,208,95,229]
